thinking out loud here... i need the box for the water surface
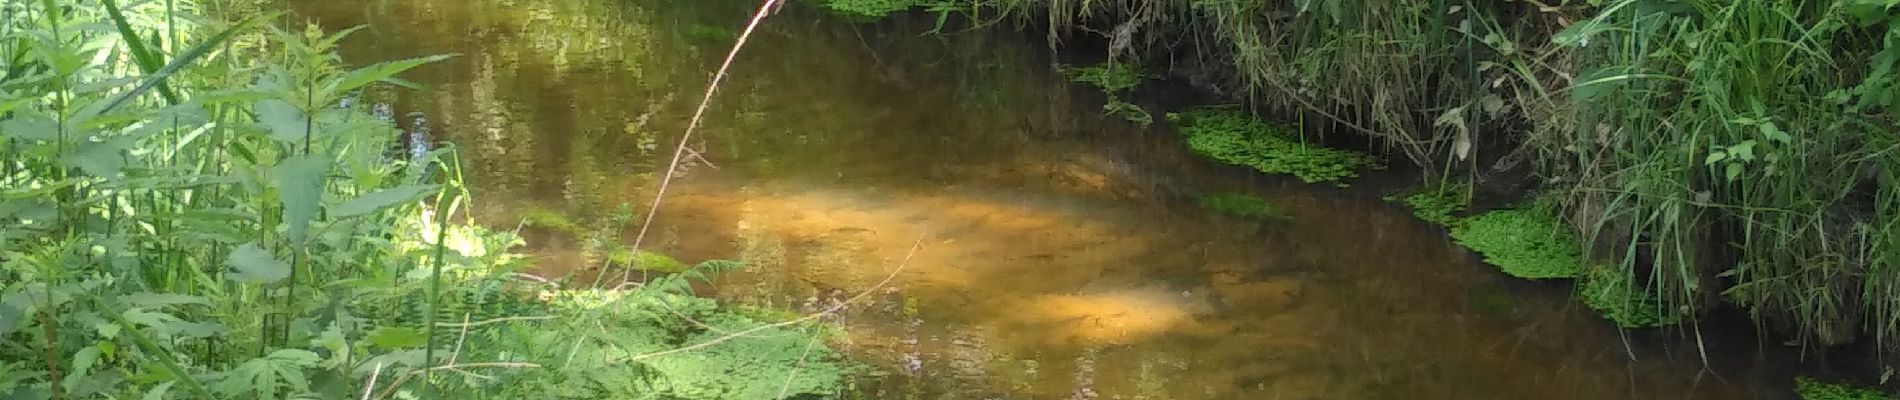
[295,1,1780,398]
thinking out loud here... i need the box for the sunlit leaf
[333,184,437,217]
[276,155,331,245]
[226,242,290,284]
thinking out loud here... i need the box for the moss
[1169,107,1379,185]
[1796,377,1895,400]
[607,248,691,274]
[1389,183,1471,226]
[520,207,588,238]
[1449,207,1585,279]
[1195,192,1287,220]
[1581,266,1680,328]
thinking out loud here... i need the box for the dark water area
[289,0,1821,398]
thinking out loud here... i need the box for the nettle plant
[0,2,855,399]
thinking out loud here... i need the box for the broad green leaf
[121,293,210,308]
[333,184,437,217]
[327,55,454,96]
[367,326,428,350]
[1726,163,1744,181]
[61,346,101,393]
[276,155,331,245]
[225,243,290,284]
[0,113,59,141]
[0,303,20,336]
[254,99,307,143]
[64,138,130,178]
[1705,152,1726,165]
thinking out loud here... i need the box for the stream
[295,0,1794,398]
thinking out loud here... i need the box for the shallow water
[295,0,1787,398]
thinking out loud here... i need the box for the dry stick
[370,362,543,400]
[621,236,923,365]
[609,0,784,288]
[359,362,385,400]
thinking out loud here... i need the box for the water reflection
[295,0,1772,398]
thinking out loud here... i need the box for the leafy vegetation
[1194,192,1287,220]
[1170,107,1378,186]
[1389,182,1471,227]
[1063,62,1152,126]
[814,0,933,19]
[0,1,853,398]
[1581,266,1679,328]
[1796,376,1896,400]
[1063,63,1145,94]
[1450,207,1585,280]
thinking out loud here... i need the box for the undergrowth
[1169,107,1378,186]
[0,1,855,398]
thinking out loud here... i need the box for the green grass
[1170,107,1379,186]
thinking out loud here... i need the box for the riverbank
[811,0,1899,395]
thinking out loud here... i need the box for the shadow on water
[293,0,1799,398]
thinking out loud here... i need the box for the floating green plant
[1195,192,1288,220]
[1581,266,1680,328]
[1390,182,1471,226]
[818,0,929,19]
[1064,63,1153,126]
[1449,207,1585,279]
[1063,63,1146,95]
[520,206,590,238]
[608,248,691,274]
[1795,376,1895,400]
[1169,107,1379,185]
